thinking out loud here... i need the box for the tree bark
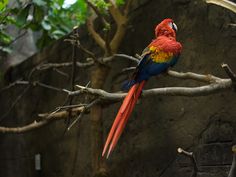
[90,64,110,177]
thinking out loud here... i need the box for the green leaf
[33,5,44,23]
[32,0,47,6]
[0,31,12,44]
[0,0,8,11]
[0,46,12,53]
[51,30,66,39]
[41,19,52,30]
[26,22,41,31]
[16,4,31,27]
[115,0,125,5]
[90,0,109,15]
[36,30,53,49]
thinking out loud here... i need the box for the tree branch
[86,17,105,50]
[228,145,236,177]
[107,0,128,53]
[68,79,231,101]
[205,0,236,13]
[177,148,198,177]
[64,70,232,101]
[0,105,86,133]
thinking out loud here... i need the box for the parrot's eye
[168,22,178,32]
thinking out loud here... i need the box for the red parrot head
[155,18,178,39]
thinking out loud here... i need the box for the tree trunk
[90,64,110,177]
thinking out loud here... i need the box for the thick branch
[70,79,231,101]
[86,17,105,50]
[205,0,236,13]
[66,69,232,101]
[85,0,109,27]
[107,0,128,53]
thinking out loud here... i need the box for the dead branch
[67,98,100,130]
[0,80,29,92]
[205,0,236,13]
[0,105,86,133]
[228,145,236,177]
[177,148,198,177]
[167,70,222,83]
[222,64,236,91]
[33,53,139,71]
[64,70,232,101]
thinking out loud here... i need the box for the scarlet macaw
[102,18,182,158]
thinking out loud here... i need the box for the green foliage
[115,0,125,6]
[0,0,88,52]
[91,0,110,14]
[0,0,125,54]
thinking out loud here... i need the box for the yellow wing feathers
[149,46,173,63]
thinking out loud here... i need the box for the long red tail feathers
[102,81,146,158]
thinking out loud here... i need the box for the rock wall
[0,0,236,177]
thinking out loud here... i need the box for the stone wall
[0,0,236,177]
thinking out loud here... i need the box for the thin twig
[67,99,100,131]
[0,80,29,92]
[177,148,198,177]
[113,54,140,63]
[222,63,236,82]
[0,86,30,122]
[228,145,236,177]
[0,105,88,133]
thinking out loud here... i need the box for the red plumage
[102,18,182,158]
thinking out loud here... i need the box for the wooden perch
[65,70,232,100]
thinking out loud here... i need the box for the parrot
[102,18,182,158]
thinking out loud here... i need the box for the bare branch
[167,70,222,83]
[124,0,134,15]
[86,17,105,50]
[0,80,29,92]
[36,61,94,70]
[205,0,236,13]
[34,53,139,71]
[85,0,109,27]
[107,0,128,53]
[113,54,140,63]
[0,106,86,133]
[222,63,236,82]
[64,69,233,101]
[177,148,198,177]
[69,78,231,101]
[228,145,236,177]
[67,99,100,130]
